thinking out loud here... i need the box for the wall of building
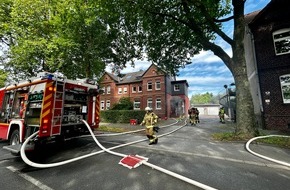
[250,1,290,130]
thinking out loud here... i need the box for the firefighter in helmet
[188,107,197,125]
[219,106,225,123]
[140,107,159,145]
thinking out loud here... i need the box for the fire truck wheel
[10,129,20,145]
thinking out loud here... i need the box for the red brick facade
[99,64,189,119]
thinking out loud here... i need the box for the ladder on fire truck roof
[51,79,65,136]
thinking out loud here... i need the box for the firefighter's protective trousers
[141,112,158,143]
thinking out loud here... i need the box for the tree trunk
[232,60,259,136]
[231,0,259,137]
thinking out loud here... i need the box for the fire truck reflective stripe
[43,101,51,110]
[42,109,50,118]
[95,96,100,122]
[44,93,52,102]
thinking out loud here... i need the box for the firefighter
[188,107,197,125]
[195,108,200,123]
[140,107,159,145]
[219,106,225,123]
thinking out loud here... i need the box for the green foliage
[190,92,219,104]
[100,110,145,123]
[0,69,8,87]
[99,0,231,75]
[0,0,135,80]
[111,97,133,110]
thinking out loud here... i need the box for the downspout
[248,28,265,128]
[164,75,168,118]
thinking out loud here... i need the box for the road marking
[6,166,54,190]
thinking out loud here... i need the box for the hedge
[100,110,146,123]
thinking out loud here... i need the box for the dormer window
[273,28,290,55]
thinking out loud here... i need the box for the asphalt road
[1,116,290,190]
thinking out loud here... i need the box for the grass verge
[212,132,290,149]
[98,126,129,133]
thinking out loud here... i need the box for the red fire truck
[0,72,100,154]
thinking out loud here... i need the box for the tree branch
[190,0,234,46]
[213,15,234,23]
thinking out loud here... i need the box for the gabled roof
[244,10,260,24]
[141,63,167,77]
[249,0,290,28]
[104,70,146,84]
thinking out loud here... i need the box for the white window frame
[156,98,161,110]
[118,87,122,94]
[273,28,290,55]
[100,101,105,110]
[174,84,180,91]
[124,87,127,94]
[106,100,110,110]
[147,98,153,109]
[107,86,111,94]
[101,87,105,94]
[138,86,142,92]
[147,82,153,91]
[280,74,290,104]
[155,81,161,90]
[134,100,140,110]
[132,86,137,93]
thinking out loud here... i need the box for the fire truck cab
[0,72,100,154]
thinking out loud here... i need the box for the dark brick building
[99,64,189,119]
[246,0,290,130]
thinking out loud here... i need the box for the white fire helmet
[145,107,152,111]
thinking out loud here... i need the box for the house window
[174,84,180,91]
[118,87,122,94]
[107,86,111,94]
[100,101,105,110]
[280,74,290,103]
[147,98,153,109]
[101,87,105,94]
[156,98,161,110]
[124,87,127,94]
[138,86,142,92]
[106,100,110,110]
[147,82,153,91]
[134,100,140,110]
[155,81,161,90]
[132,86,137,93]
[273,28,290,55]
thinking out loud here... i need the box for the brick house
[99,63,190,119]
[245,0,290,130]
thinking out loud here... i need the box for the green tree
[0,69,8,87]
[0,0,137,80]
[191,92,216,104]
[111,97,133,110]
[100,0,258,136]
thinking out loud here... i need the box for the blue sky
[106,0,271,98]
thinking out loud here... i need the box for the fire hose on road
[20,119,218,190]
